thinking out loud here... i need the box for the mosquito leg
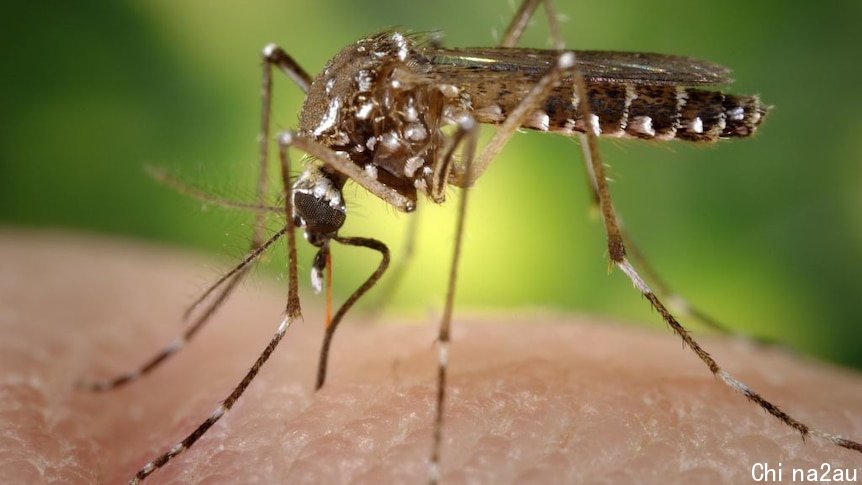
[129,312,296,484]
[185,45,311,315]
[576,135,783,345]
[365,211,420,320]
[429,114,479,484]
[451,51,578,187]
[276,135,302,317]
[81,47,311,393]
[569,58,862,455]
[500,0,562,49]
[428,54,580,481]
[279,132,416,212]
[182,45,309,319]
[77,226,287,392]
[129,118,304,485]
[449,1,570,187]
[430,112,484,199]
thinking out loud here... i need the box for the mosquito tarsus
[79,0,861,483]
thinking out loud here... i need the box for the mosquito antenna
[315,236,390,390]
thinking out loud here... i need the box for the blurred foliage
[1,1,861,368]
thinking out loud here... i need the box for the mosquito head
[292,166,346,247]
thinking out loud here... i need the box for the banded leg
[577,135,747,339]
[78,226,287,392]
[505,0,860,457]
[129,121,305,484]
[272,131,398,389]
[183,44,310,321]
[432,48,581,485]
[429,114,479,484]
[80,45,310,392]
[568,53,862,454]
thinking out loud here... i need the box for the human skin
[1,230,860,484]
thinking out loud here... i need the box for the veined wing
[425,47,733,86]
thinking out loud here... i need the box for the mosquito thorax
[298,31,458,209]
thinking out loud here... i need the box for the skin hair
[1,230,860,483]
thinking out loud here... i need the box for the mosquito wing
[424,48,733,86]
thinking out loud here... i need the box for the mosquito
[79,0,862,482]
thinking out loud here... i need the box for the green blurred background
[2,1,861,368]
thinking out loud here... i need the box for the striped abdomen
[578,84,765,142]
[472,83,767,143]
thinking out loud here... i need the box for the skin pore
[1,230,860,484]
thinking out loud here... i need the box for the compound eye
[294,192,346,236]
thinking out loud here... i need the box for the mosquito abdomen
[471,82,767,143]
[577,85,766,142]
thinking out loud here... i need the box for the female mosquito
[79,0,861,482]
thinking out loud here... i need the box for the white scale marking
[619,84,638,133]
[380,131,401,151]
[439,84,459,97]
[262,43,277,58]
[719,370,751,395]
[588,113,602,136]
[277,315,292,335]
[630,116,655,137]
[528,111,550,131]
[364,164,378,179]
[392,32,408,61]
[404,123,428,141]
[475,104,503,121]
[728,106,745,121]
[356,102,373,120]
[356,70,372,92]
[405,103,419,122]
[313,98,340,137]
[438,341,449,367]
[557,52,575,69]
[404,156,425,177]
[308,176,343,208]
[311,266,323,294]
[688,117,704,134]
[617,259,652,295]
